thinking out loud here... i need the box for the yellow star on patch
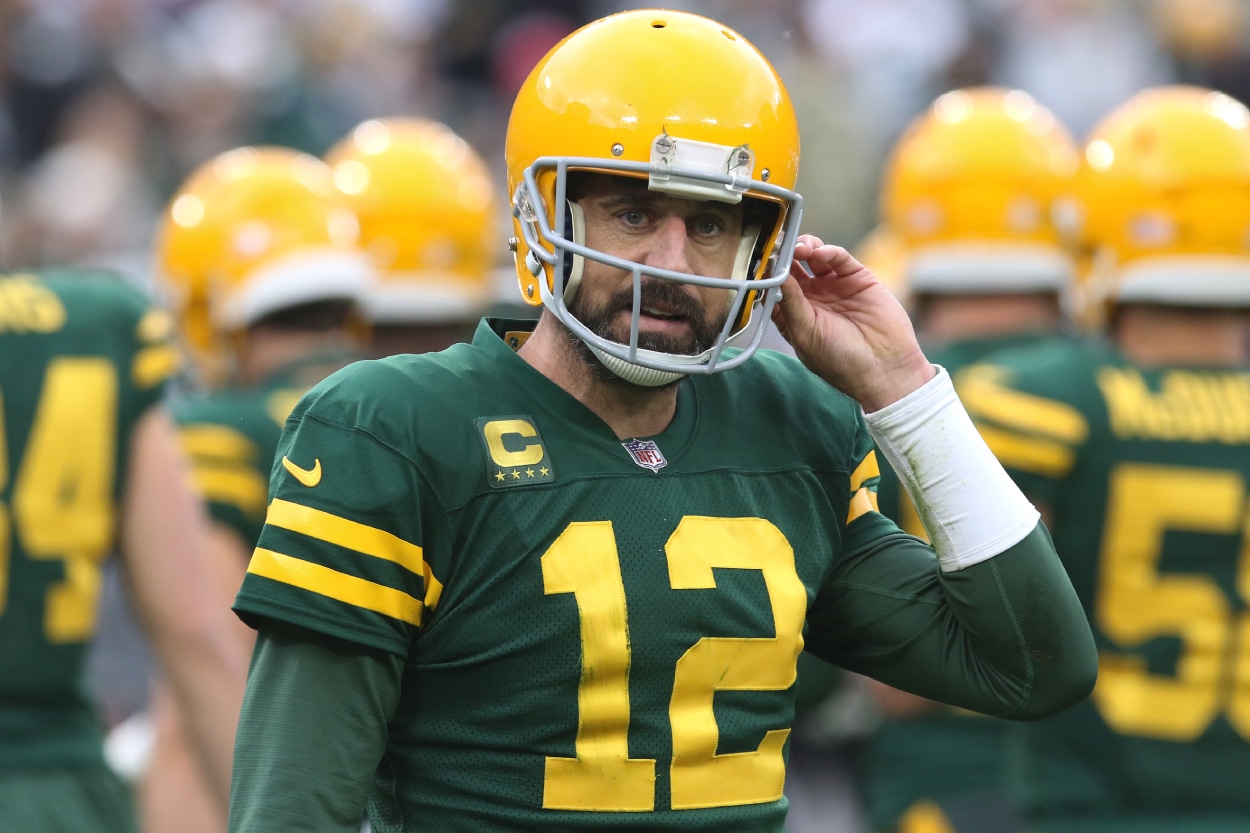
[540,467,550,476]
[526,468,535,478]
[494,471,505,482]
[511,470,521,480]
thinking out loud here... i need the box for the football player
[860,86,1084,833]
[324,116,503,358]
[963,85,1250,832]
[226,10,1096,833]
[141,146,374,833]
[0,269,247,831]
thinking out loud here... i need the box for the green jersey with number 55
[964,336,1250,829]
[0,269,177,768]
[234,318,1090,833]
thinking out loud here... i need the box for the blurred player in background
[0,268,247,831]
[963,84,1250,833]
[860,86,1083,833]
[324,116,501,358]
[142,146,375,833]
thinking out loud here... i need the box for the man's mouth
[639,304,684,321]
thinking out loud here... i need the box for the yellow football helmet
[852,224,911,308]
[882,87,1080,295]
[325,118,498,325]
[505,9,803,384]
[155,146,372,382]
[1078,85,1250,307]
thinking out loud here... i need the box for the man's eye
[621,209,647,226]
[692,217,725,236]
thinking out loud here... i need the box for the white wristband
[863,365,1040,572]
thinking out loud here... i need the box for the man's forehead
[581,174,741,214]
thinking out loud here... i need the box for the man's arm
[228,622,403,833]
[772,240,1095,714]
[810,521,1096,720]
[119,406,249,805]
[141,522,256,833]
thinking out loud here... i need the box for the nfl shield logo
[622,438,667,472]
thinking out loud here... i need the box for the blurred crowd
[2,0,1249,298]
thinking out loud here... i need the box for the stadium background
[1,0,1244,301]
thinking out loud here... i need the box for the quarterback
[226,10,1098,833]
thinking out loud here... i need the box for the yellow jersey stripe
[849,452,881,492]
[180,425,257,462]
[977,423,1074,479]
[960,372,1088,444]
[264,499,444,609]
[135,308,174,342]
[846,487,880,524]
[265,389,305,427]
[248,548,423,625]
[192,465,269,519]
[132,344,180,389]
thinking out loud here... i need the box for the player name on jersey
[1098,367,1250,444]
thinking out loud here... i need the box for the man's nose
[645,215,694,274]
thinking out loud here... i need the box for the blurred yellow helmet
[505,8,803,383]
[155,146,372,379]
[852,224,911,308]
[882,87,1080,294]
[1079,85,1250,307]
[325,118,498,325]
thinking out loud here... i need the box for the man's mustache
[605,281,705,321]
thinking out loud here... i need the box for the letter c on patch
[483,419,544,467]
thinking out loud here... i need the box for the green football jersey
[233,319,1086,833]
[866,332,1067,833]
[964,336,1250,829]
[0,269,176,769]
[173,349,360,548]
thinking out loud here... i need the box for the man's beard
[565,280,730,389]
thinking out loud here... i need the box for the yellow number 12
[541,516,806,812]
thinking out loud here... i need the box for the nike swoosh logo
[281,456,322,487]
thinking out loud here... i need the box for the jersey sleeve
[233,373,437,658]
[174,412,272,546]
[957,359,1090,505]
[129,303,180,409]
[807,515,1096,720]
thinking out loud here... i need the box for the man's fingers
[773,272,811,334]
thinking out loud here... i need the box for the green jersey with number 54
[234,318,1090,833]
[964,336,1250,829]
[0,269,177,768]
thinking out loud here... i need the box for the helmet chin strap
[588,344,688,386]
